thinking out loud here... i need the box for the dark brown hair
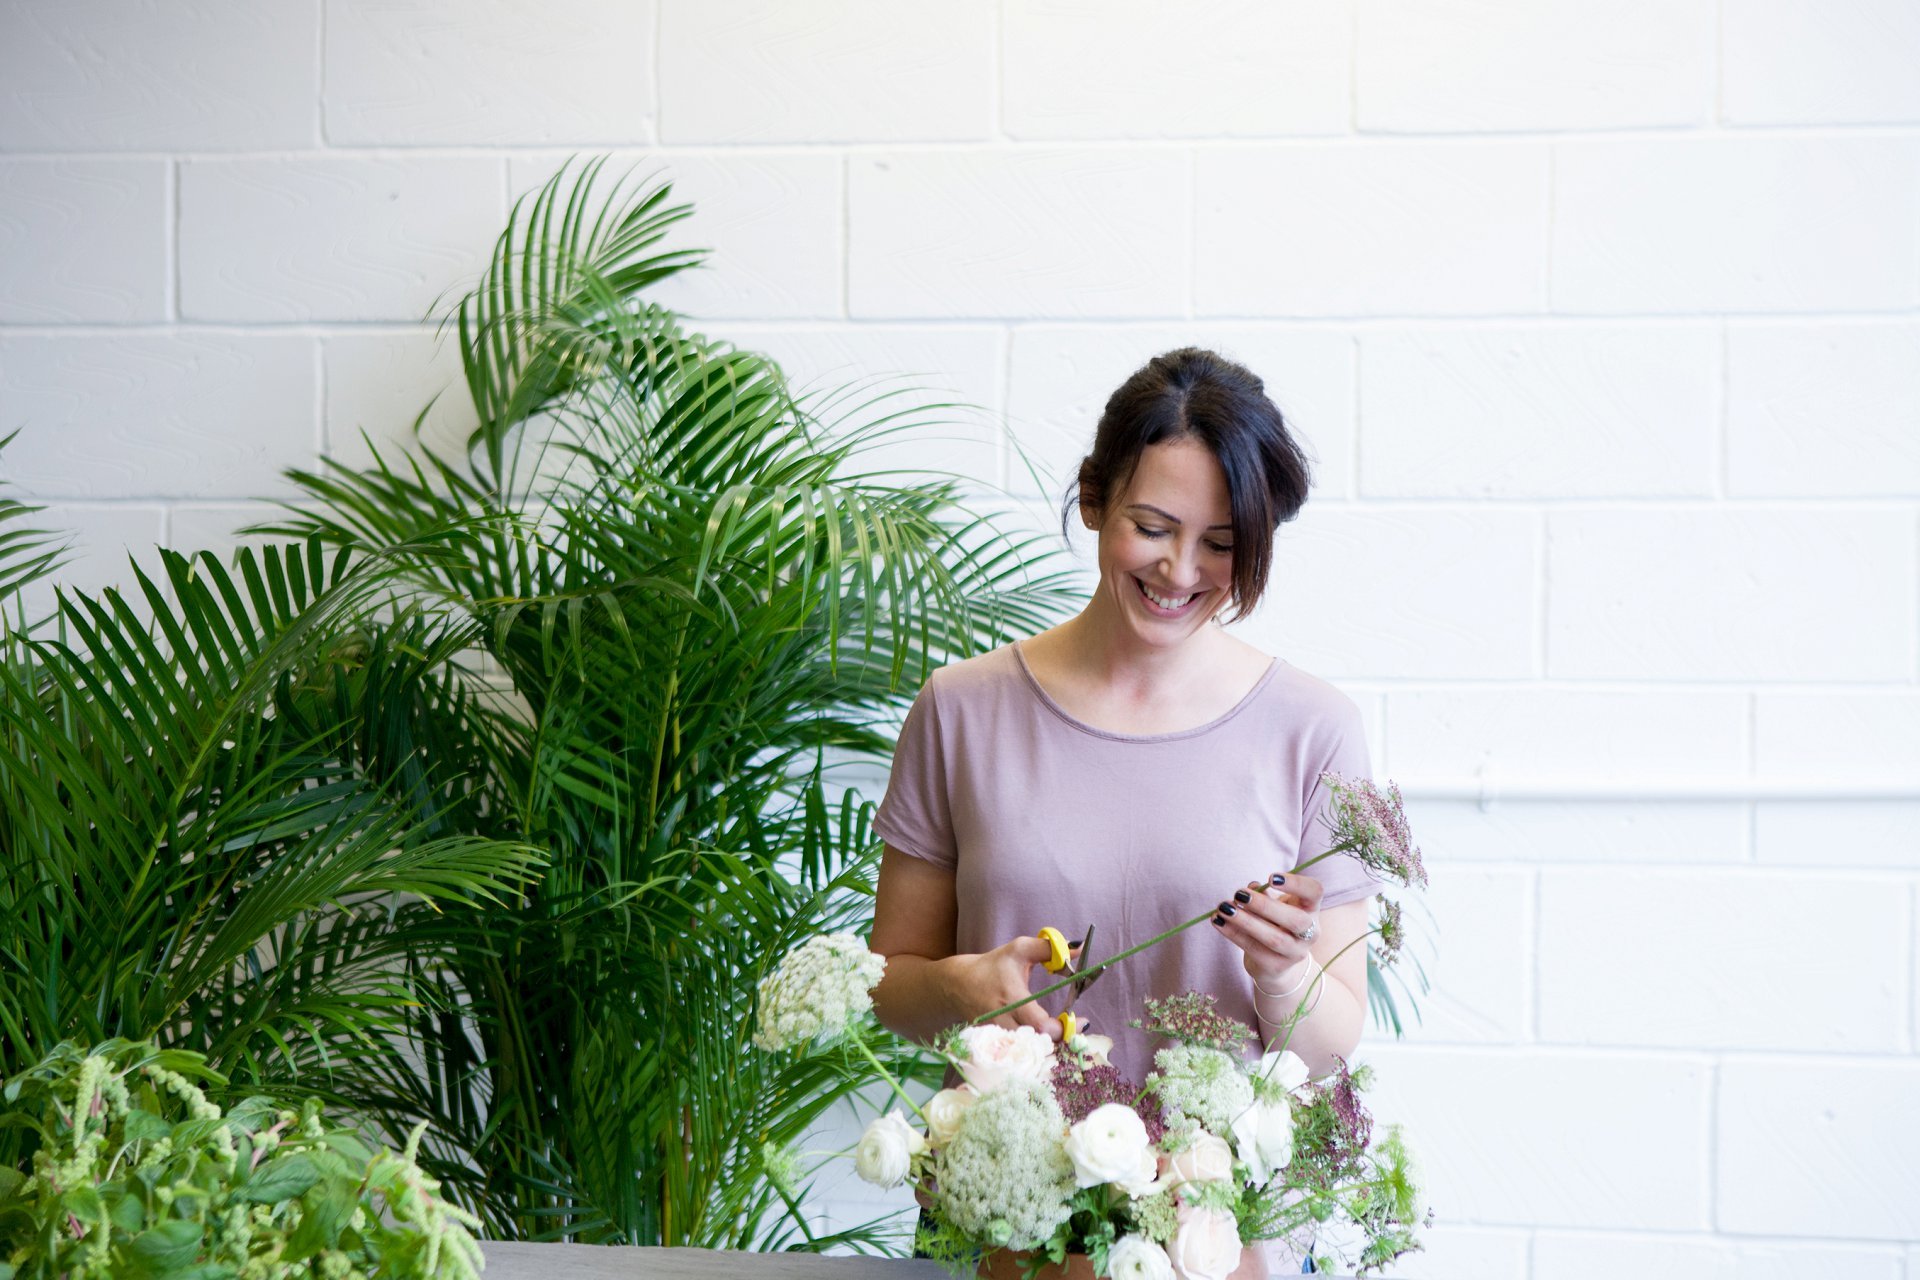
[1060,347,1314,623]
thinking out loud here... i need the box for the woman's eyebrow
[1125,502,1232,531]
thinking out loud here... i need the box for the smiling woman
[867,347,1379,1273]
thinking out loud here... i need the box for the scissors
[1035,924,1102,1042]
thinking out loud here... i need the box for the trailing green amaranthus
[0,1040,484,1280]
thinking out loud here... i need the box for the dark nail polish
[1217,901,1236,917]
[1233,890,1251,905]
[1211,915,1226,927]
[1271,874,1287,886]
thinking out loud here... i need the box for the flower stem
[1271,926,1380,1059]
[972,908,1220,1027]
[847,1034,928,1125]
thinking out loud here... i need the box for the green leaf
[239,1152,321,1204]
[60,1185,104,1223]
[124,1110,172,1142]
[130,1219,203,1270]
[284,1180,357,1261]
[108,1186,145,1234]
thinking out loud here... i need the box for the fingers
[1212,881,1320,975]
[1234,881,1319,940]
[1014,1003,1063,1041]
[1004,934,1056,966]
[1269,870,1325,912]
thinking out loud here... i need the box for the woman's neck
[1042,600,1234,700]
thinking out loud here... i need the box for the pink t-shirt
[872,641,1378,1085]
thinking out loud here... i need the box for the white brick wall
[3,2,1917,1273]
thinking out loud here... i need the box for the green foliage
[0,1039,483,1279]
[0,469,545,1115]
[242,157,1081,1249]
[0,154,1077,1256]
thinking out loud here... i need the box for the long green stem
[1270,926,1380,1059]
[972,908,1219,1027]
[847,1034,927,1125]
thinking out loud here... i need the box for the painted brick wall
[3,3,1917,1274]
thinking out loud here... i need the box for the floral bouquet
[752,773,1431,1279]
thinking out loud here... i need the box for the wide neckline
[1009,641,1282,744]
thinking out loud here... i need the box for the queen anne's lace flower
[1376,898,1408,966]
[1321,772,1428,888]
[934,1083,1075,1251]
[752,933,887,1051]
[1148,1044,1254,1137]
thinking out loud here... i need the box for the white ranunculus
[1169,1204,1242,1280]
[854,1109,926,1188]
[1250,1049,1309,1098]
[1228,1097,1295,1185]
[924,1085,977,1147]
[1163,1130,1234,1196]
[955,1024,1056,1095]
[1108,1233,1177,1280]
[1062,1103,1154,1189]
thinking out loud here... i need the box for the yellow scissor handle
[1057,1011,1079,1042]
[1037,927,1072,974]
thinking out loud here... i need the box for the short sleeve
[1293,697,1378,911]
[871,677,958,872]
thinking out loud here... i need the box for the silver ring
[1300,921,1319,944]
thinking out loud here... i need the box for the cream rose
[1062,1103,1156,1190]
[1108,1233,1177,1280]
[1169,1204,1242,1280]
[924,1086,977,1148]
[853,1109,926,1188]
[1163,1130,1234,1196]
[955,1024,1056,1095]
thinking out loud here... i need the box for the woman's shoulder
[1243,644,1365,737]
[913,642,1025,706]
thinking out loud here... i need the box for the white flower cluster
[935,1083,1076,1251]
[751,932,886,1052]
[1148,1044,1254,1136]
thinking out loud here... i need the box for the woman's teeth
[1138,580,1194,611]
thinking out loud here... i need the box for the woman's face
[1086,436,1237,647]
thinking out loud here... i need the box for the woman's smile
[1133,575,1205,617]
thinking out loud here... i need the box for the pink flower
[1169,1204,1242,1280]
[1321,772,1428,889]
[955,1025,1056,1095]
[1163,1131,1234,1197]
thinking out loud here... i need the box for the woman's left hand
[1210,871,1323,985]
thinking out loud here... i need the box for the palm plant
[237,158,1082,1250]
[0,459,547,1161]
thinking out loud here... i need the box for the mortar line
[1715,319,1730,498]
[1349,332,1362,500]
[166,159,180,323]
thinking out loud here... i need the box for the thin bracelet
[1253,955,1317,1000]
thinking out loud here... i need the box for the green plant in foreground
[241,156,1083,1250]
[0,1040,482,1279]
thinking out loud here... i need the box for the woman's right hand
[950,934,1066,1040]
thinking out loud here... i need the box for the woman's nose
[1160,548,1202,590]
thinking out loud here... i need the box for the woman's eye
[1133,524,1168,540]
[1206,542,1233,556]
